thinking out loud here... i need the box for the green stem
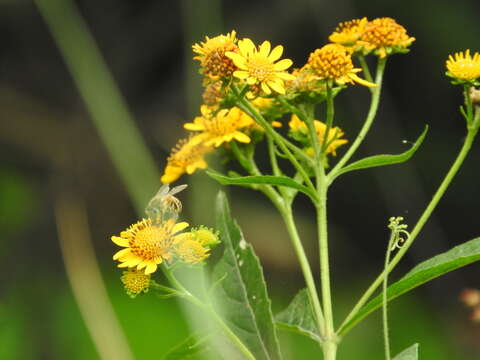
[315,89,337,358]
[338,108,480,336]
[321,83,335,154]
[328,57,387,183]
[358,55,373,84]
[232,85,316,193]
[281,207,326,339]
[382,231,396,360]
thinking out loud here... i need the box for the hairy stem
[328,57,387,183]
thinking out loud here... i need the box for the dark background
[1,0,480,359]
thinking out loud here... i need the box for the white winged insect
[145,184,188,224]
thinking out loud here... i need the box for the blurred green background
[1,0,480,359]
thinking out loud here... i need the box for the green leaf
[212,192,282,360]
[163,335,209,360]
[339,237,480,336]
[207,170,318,202]
[275,289,321,343]
[393,343,419,360]
[332,125,428,180]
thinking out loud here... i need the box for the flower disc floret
[226,38,296,94]
[161,136,213,184]
[112,218,189,274]
[446,50,480,82]
[307,44,376,87]
[192,31,239,81]
[184,105,254,147]
[359,17,415,58]
[121,269,150,297]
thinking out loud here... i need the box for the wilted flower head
[193,31,239,81]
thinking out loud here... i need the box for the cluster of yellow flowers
[112,185,220,296]
[160,18,416,185]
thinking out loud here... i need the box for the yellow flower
[121,269,150,297]
[446,50,480,82]
[161,136,213,184]
[184,105,254,147]
[289,114,348,155]
[359,17,415,58]
[226,38,296,94]
[174,235,210,264]
[308,44,376,87]
[112,218,189,274]
[171,226,220,264]
[193,31,239,81]
[329,17,368,52]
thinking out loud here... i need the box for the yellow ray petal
[233,70,249,79]
[267,80,286,94]
[113,248,130,260]
[145,263,158,275]
[238,38,255,56]
[268,45,283,62]
[111,236,129,247]
[273,59,293,71]
[173,221,189,233]
[259,41,271,57]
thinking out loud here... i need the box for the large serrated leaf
[393,343,419,360]
[275,289,321,343]
[163,335,209,360]
[207,171,317,202]
[332,125,428,180]
[339,237,480,336]
[212,192,282,360]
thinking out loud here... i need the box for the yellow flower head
[112,218,189,274]
[121,269,150,297]
[225,38,296,94]
[359,17,415,58]
[289,114,348,156]
[193,31,239,81]
[307,44,376,87]
[446,50,480,83]
[172,227,219,265]
[329,17,368,52]
[161,136,213,184]
[184,105,254,147]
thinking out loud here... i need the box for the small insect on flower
[146,184,188,224]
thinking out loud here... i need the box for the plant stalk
[338,107,480,336]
